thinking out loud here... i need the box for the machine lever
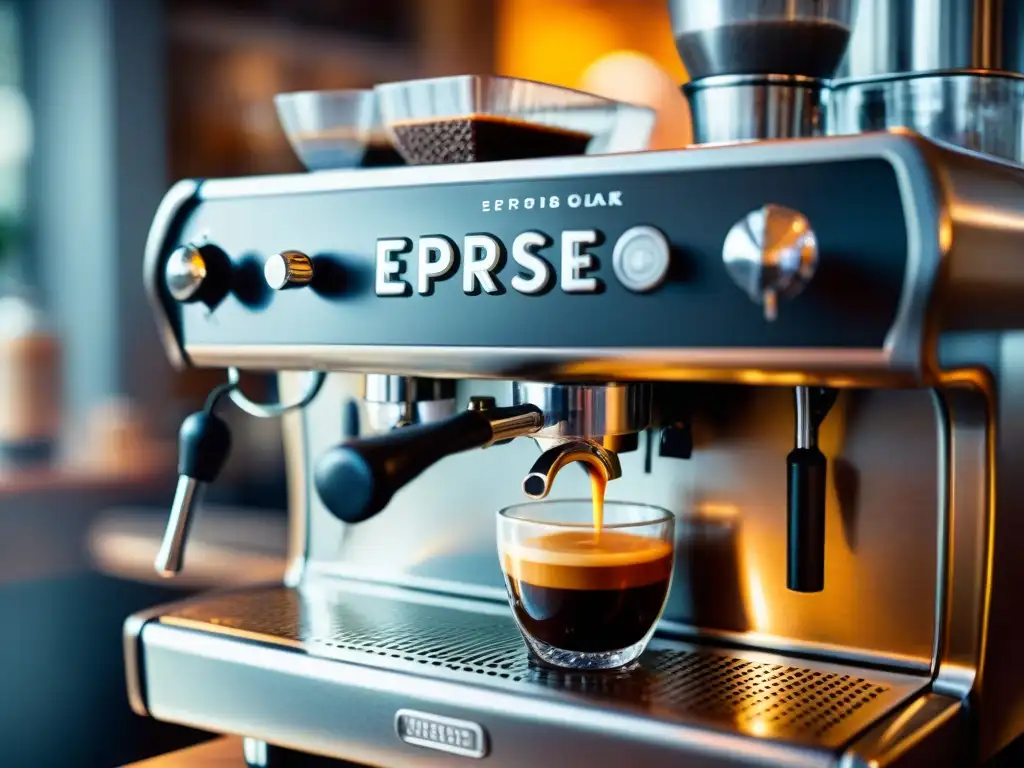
[315,404,542,524]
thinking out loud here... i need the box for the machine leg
[242,737,364,767]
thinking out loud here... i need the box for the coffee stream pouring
[127,1,1024,766]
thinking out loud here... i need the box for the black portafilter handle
[315,404,541,524]
[786,386,838,594]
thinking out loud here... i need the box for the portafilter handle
[314,399,543,524]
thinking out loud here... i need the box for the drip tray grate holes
[163,588,895,741]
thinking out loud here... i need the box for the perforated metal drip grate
[161,587,899,745]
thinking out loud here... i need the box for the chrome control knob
[722,205,818,321]
[264,251,314,290]
[166,245,210,303]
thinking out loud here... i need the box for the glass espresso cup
[497,500,675,670]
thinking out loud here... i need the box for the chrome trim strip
[144,178,199,369]
[933,379,991,698]
[123,611,152,717]
[931,389,953,681]
[124,592,214,717]
[187,345,902,382]
[879,136,942,373]
[279,372,311,587]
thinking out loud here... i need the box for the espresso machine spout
[522,440,622,500]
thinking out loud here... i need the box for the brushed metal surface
[972,333,1024,759]
[130,581,927,766]
[933,382,989,696]
[830,73,1024,164]
[685,75,828,145]
[839,693,967,767]
[839,0,1024,79]
[511,382,652,438]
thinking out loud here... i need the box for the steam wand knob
[786,386,838,593]
[154,385,234,578]
[722,205,818,321]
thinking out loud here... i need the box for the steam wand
[787,386,838,593]
[154,370,325,577]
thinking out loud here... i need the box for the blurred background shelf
[0,0,691,764]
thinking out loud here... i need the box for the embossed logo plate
[395,709,488,759]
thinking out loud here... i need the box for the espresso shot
[504,530,673,653]
[498,501,676,670]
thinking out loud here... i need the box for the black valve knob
[154,409,232,577]
[659,422,693,460]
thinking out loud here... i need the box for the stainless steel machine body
[125,2,1024,766]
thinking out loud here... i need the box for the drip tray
[130,582,928,767]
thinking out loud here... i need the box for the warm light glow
[744,561,772,633]
[951,201,1024,233]
[747,718,771,737]
[736,370,812,386]
[694,502,740,521]
[581,51,693,149]
[496,0,687,89]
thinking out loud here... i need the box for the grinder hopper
[669,0,859,144]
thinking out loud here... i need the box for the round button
[165,245,208,303]
[264,251,314,290]
[612,226,671,293]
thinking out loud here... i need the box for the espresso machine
[125,0,1024,765]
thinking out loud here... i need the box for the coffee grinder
[125,1,1024,765]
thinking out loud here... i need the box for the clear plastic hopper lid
[274,89,405,171]
[374,75,655,165]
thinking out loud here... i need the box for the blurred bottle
[0,291,61,467]
[83,397,172,477]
